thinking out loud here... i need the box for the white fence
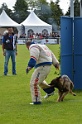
[17,38,60,45]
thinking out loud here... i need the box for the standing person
[2,27,18,75]
[26,40,59,105]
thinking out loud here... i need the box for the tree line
[0,0,80,27]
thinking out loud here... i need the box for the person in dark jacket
[2,27,18,75]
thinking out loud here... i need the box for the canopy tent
[0,10,20,27]
[20,11,52,37]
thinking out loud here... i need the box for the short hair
[25,39,35,46]
[26,41,32,46]
[25,39,32,46]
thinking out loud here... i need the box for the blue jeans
[4,50,16,75]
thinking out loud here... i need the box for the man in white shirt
[26,40,59,105]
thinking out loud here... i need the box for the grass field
[0,44,82,124]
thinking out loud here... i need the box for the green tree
[66,0,80,16]
[0,3,12,17]
[50,1,63,25]
[25,0,63,31]
[37,3,51,23]
[74,0,80,16]
[26,0,51,23]
[13,0,29,23]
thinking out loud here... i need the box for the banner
[17,38,58,45]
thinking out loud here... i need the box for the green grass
[0,44,82,124]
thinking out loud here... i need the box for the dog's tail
[72,92,76,96]
[70,90,76,96]
[70,82,76,96]
[70,89,76,96]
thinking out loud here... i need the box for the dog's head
[49,76,65,89]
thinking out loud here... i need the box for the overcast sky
[0,0,70,14]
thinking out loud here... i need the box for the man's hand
[26,68,29,74]
[16,51,17,56]
[55,63,60,70]
[3,51,6,56]
[26,67,31,74]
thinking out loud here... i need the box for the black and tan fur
[49,75,76,102]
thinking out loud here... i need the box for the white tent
[0,10,20,27]
[20,11,52,36]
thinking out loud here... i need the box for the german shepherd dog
[49,75,76,102]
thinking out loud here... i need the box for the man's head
[7,27,14,34]
[25,39,33,49]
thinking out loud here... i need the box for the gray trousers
[30,65,51,102]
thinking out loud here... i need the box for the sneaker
[12,73,17,75]
[44,91,54,99]
[4,73,7,76]
[30,103,34,105]
[30,101,41,105]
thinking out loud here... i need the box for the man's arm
[26,58,36,73]
[51,52,60,70]
[13,34,18,55]
[2,36,6,56]
[26,46,39,73]
[15,43,17,55]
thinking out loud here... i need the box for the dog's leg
[57,90,63,102]
[60,90,76,102]
[60,91,69,101]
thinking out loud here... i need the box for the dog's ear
[49,76,61,86]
